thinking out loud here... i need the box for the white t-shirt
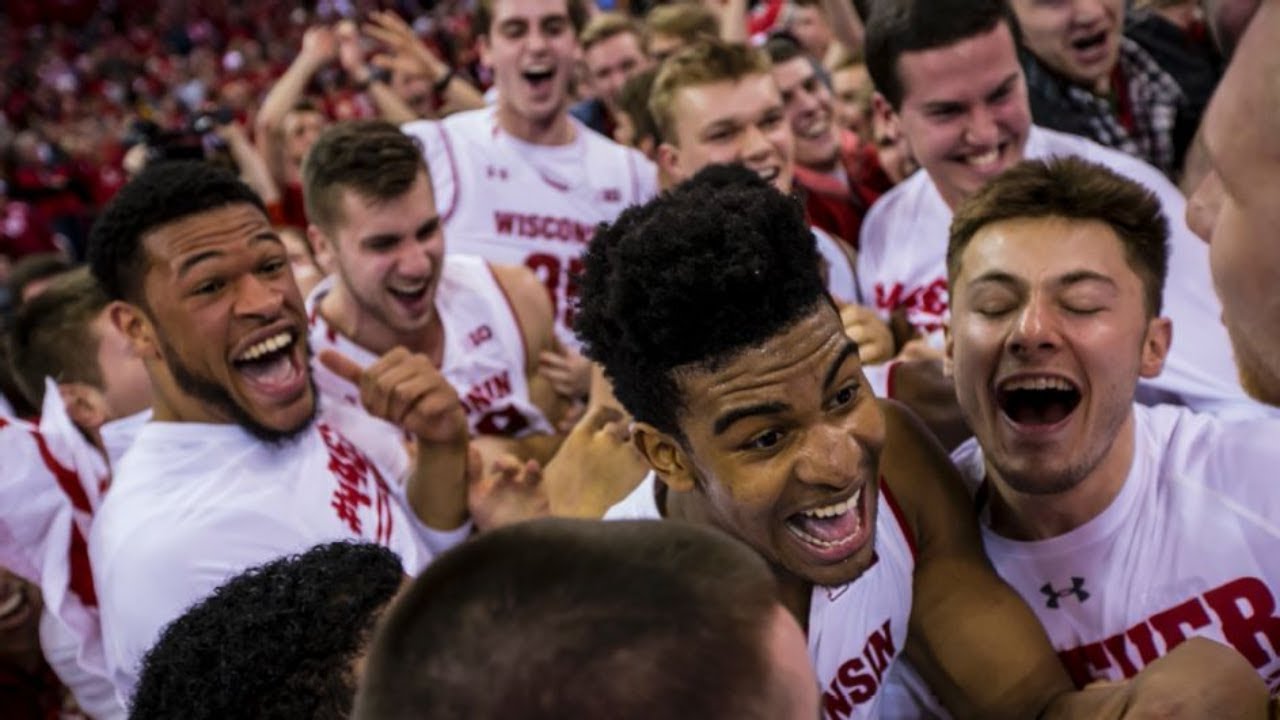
[857,125,1270,418]
[308,254,555,440]
[403,108,659,349]
[89,403,468,702]
[604,473,917,719]
[814,226,859,306]
[957,404,1280,693]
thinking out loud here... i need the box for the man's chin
[237,384,320,446]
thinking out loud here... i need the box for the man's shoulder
[1027,126,1177,196]
[1138,404,1280,490]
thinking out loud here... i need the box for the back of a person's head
[354,518,781,720]
[7,267,110,408]
[865,0,1014,109]
[616,67,662,148]
[301,120,427,233]
[574,163,826,437]
[88,160,264,305]
[6,252,73,307]
[129,542,403,720]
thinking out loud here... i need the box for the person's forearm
[438,73,486,115]
[821,0,865,56]
[408,437,470,530]
[222,124,281,205]
[256,55,325,134]
[367,79,424,123]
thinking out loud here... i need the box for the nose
[233,272,284,319]
[741,122,775,163]
[964,105,999,148]
[527,26,551,53]
[1072,0,1108,25]
[1186,169,1223,244]
[1008,293,1060,358]
[397,240,435,278]
[793,422,862,489]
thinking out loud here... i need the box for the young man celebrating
[570,13,652,138]
[581,165,1260,719]
[857,0,1267,418]
[938,157,1278,702]
[86,161,474,700]
[401,0,657,362]
[302,121,563,457]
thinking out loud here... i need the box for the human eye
[743,428,785,452]
[829,382,860,410]
[191,276,225,297]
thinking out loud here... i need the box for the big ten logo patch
[823,619,898,719]
[319,423,394,545]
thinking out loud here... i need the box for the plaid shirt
[1022,37,1185,178]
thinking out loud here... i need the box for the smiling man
[85,161,475,702]
[584,165,1258,719]
[402,0,656,368]
[856,0,1269,418]
[930,156,1279,706]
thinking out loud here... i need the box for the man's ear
[942,323,955,378]
[632,422,697,493]
[108,300,159,362]
[1139,316,1172,379]
[657,142,685,186]
[478,33,493,69]
[306,224,335,275]
[871,92,902,142]
[59,382,109,438]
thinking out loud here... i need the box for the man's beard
[158,336,318,445]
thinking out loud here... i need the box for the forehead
[586,31,642,62]
[956,216,1134,286]
[333,171,436,234]
[673,74,780,128]
[897,22,1021,105]
[1201,16,1280,197]
[489,0,571,26]
[676,307,851,421]
[141,202,273,263]
[771,56,816,92]
[831,64,868,89]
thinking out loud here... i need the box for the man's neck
[985,411,1136,541]
[320,282,444,363]
[497,102,576,146]
[666,488,814,627]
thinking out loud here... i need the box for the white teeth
[236,331,292,362]
[801,487,862,520]
[967,148,1000,167]
[755,167,780,181]
[1002,376,1075,392]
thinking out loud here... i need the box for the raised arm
[255,25,336,182]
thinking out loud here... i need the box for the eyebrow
[713,401,791,436]
[1057,270,1117,289]
[822,341,860,392]
[177,232,281,279]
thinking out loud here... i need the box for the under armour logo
[486,166,509,180]
[1041,577,1090,609]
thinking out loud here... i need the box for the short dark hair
[474,0,588,38]
[6,252,73,306]
[7,268,110,407]
[616,67,661,149]
[865,0,1015,109]
[354,518,782,720]
[87,161,265,304]
[948,157,1170,317]
[574,164,827,437]
[763,31,806,66]
[130,542,403,720]
[302,120,428,234]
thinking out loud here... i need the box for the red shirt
[795,130,896,252]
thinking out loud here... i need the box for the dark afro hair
[88,160,265,304]
[574,164,827,437]
[129,541,404,720]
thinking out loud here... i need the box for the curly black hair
[88,160,265,304]
[129,541,404,720]
[574,164,827,437]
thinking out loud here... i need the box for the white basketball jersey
[604,474,918,720]
[957,404,1280,694]
[308,254,555,440]
[403,108,659,349]
[814,226,859,306]
[857,125,1271,418]
[811,480,917,720]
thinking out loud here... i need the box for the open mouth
[797,112,831,140]
[997,375,1081,428]
[960,142,1010,171]
[750,165,781,185]
[522,67,556,91]
[785,485,871,561]
[387,279,430,309]
[232,329,306,400]
[1071,31,1108,53]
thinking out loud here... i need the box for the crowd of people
[1,0,1277,717]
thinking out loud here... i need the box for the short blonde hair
[649,39,771,143]
[581,12,643,51]
[644,3,719,45]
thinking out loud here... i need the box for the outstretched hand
[320,347,467,446]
